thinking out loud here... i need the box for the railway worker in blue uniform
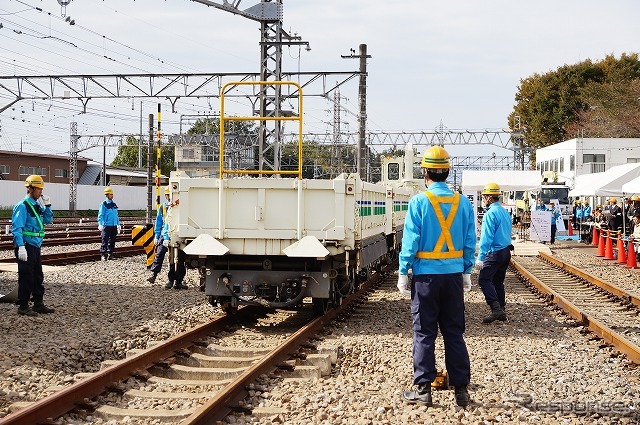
[161,209,188,290]
[397,145,475,408]
[98,186,121,261]
[147,187,171,284]
[475,182,513,323]
[12,175,55,316]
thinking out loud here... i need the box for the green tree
[509,53,640,159]
[111,135,175,177]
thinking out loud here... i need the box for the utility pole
[190,0,309,172]
[342,44,371,181]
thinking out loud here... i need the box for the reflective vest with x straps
[415,191,463,260]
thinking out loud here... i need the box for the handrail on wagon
[219,81,303,179]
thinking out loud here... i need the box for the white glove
[41,195,51,207]
[397,274,411,297]
[463,274,472,292]
[153,238,159,246]
[36,197,46,209]
[117,225,122,234]
[98,225,104,231]
[18,246,27,262]
[162,239,169,247]
[474,259,484,271]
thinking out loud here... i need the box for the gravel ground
[0,242,218,419]
[1,240,640,424]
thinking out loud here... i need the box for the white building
[535,138,640,188]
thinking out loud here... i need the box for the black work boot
[483,301,507,323]
[402,383,432,406]
[455,386,470,407]
[165,281,174,289]
[17,304,37,316]
[147,273,158,284]
[174,282,188,290]
[32,302,55,314]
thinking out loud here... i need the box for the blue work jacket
[399,182,476,275]
[477,201,512,262]
[12,196,54,248]
[154,201,170,239]
[98,199,120,226]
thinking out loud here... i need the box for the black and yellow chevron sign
[132,224,155,267]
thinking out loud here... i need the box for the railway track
[511,252,640,364]
[0,265,389,424]
[0,245,144,265]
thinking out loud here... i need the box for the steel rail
[539,251,640,308]
[511,257,640,364]
[0,245,143,265]
[184,267,387,424]
[0,310,252,425]
[0,265,389,424]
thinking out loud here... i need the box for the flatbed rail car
[166,172,411,314]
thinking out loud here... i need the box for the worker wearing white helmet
[11,175,55,316]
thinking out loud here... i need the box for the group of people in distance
[11,177,188,317]
[573,196,640,260]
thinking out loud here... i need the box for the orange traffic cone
[568,221,574,236]
[604,231,615,260]
[592,226,599,246]
[616,233,627,264]
[596,232,605,257]
[626,239,638,269]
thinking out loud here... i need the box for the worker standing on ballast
[475,182,513,323]
[147,187,171,285]
[12,175,55,316]
[397,145,475,408]
[98,186,121,261]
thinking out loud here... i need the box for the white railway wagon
[166,172,411,314]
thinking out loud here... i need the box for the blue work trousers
[100,226,118,254]
[478,246,511,307]
[149,237,168,274]
[15,243,44,305]
[411,273,470,387]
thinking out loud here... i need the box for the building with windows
[0,151,89,184]
[535,138,640,188]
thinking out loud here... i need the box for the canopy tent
[621,175,640,195]
[569,163,640,197]
[460,170,541,192]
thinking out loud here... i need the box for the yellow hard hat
[610,197,617,204]
[420,145,450,169]
[481,182,501,196]
[164,187,170,195]
[24,174,44,189]
[104,186,114,195]
[631,195,640,201]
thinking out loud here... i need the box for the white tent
[460,170,541,192]
[621,175,640,195]
[569,163,640,197]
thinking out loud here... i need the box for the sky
[0,0,639,164]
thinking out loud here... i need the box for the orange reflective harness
[415,191,462,260]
